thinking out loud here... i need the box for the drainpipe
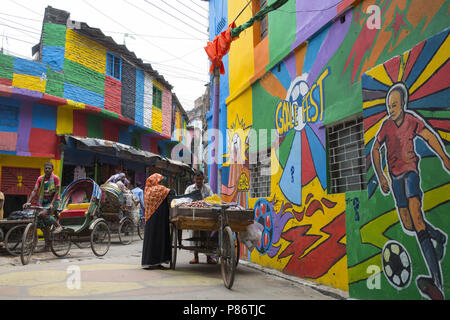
[210,66,220,194]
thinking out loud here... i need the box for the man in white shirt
[184,170,216,264]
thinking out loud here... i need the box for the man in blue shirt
[132,182,145,217]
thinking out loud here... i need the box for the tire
[118,217,134,245]
[234,233,240,268]
[5,224,26,256]
[50,231,71,257]
[169,223,177,270]
[90,221,111,257]
[137,217,145,240]
[21,223,37,265]
[220,226,236,289]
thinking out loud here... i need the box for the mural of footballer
[371,82,449,300]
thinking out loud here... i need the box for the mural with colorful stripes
[347,28,449,300]
[212,0,449,295]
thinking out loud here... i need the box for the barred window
[327,117,366,194]
[152,86,162,109]
[260,0,268,40]
[250,147,271,198]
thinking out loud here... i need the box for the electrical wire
[0,12,42,22]
[0,15,42,34]
[7,0,43,17]
[160,0,208,28]
[81,0,196,69]
[143,0,208,36]
[232,0,253,23]
[175,0,208,20]
[122,0,207,41]
[0,34,36,45]
[188,0,209,14]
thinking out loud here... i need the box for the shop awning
[63,135,193,174]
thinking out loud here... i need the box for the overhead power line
[122,0,206,41]
[175,0,208,20]
[0,12,42,22]
[8,0,43,17]
[188,0,209,14]
[160,0,208,28]
[143,0,208,36]
[0,34,36,45]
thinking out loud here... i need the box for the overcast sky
[0,0,211,110]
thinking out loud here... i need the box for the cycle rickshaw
[20,178,111,265]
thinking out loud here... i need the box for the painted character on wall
[371,82,449,300]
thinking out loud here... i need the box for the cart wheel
[5,224,26,256]
[137,217,145,240]
[90,221,111,257]
[221,226,236,289]
[21,223,37,265]
[50,230,71,257]
[119,217,134,245]
[169,223,177,270]
[234,233,240,268]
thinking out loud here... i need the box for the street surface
[0,231,348,300]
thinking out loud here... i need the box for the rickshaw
[99,183,136,245]
[20,178,111,265]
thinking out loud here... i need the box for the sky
[0,0,212,111]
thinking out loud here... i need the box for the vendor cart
[169,204,253,289]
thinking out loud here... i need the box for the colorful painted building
[207,0,449,299]
[0,6,191,214]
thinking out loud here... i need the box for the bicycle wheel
[50,230,71,257]
[118,217,134,245]
[5,224,26,256]
[90,221,111,257]
[220,226,236,289]
[21,223,38,265]
[137,217,145,240]
[169,223,177,270]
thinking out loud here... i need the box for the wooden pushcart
[169,204,253,289]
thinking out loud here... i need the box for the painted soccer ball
[381,240,412,289]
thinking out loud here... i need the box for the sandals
[189,258,199,264]
[207,257,217,264]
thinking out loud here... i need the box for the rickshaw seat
[59,209,88,218]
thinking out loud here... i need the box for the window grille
[327,117,366,194]
[250,147,271,198]
[106,52,121,80]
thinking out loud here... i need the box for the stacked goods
[203,194,222,205]
[178,200,212,208]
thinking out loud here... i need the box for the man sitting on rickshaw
[23,162,64,250]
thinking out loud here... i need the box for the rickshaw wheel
[90,221,111,257]
[169,223,177,270]
[118,217,134,245]
[50,230,71,257]
[5,224,26,256]
[234,233,240,268]
[21,223,37,265]
[137,217,145,240]
[221,226,236,289]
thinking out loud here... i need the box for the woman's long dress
[141,197,171,267]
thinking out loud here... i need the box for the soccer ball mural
[382,240,412,289]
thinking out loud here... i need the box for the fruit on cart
[204,194,222,205]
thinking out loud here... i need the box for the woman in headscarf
[141,173,174,270]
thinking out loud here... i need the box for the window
[260,0,268,40]
[106,53,121,80]
[327,117,366,194]
[153,86,162,109]
[250,147,271,198]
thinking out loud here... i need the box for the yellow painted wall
[227,0,255,101]
[12,74,46,93]
[65,29,106,74]
[151,106,163,133]
[0,155,61,192]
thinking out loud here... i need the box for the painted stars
[387,7,412,46]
